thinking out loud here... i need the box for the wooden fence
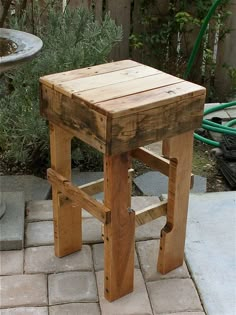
[1,0,235,99]
[66,0,236,100]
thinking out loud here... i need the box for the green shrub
[0,4,122,174]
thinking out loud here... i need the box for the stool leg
[157,131,194,274]
[50,123,82,257]
[103,153,135,301]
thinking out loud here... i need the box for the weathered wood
[75,71,182,103]
[131,147,194,188]
[49,123,82,257]
[40,84,107,153]
[95,80,206,117]
[131,147,169,176]
[103,152,135,301]
[47,168,111,224]
[158,131,194,274]
[135,201,167,227]
[109,95,205,155]
[53,64,159,97]
[79,168,134,195]
[68,0,91,9]
[94,0,103,22]
[106,0,131,60]
[39,60,140,89]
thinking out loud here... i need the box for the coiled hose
[183,0,236,147]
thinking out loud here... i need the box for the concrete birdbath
[0,28,43,221]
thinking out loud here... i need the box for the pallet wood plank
[74,72,182,103]
[47,168,111,224]
[131,147,194,188]
[54,65,159,97]
[50,123,82,257]
[95,80,206,117]
[79,168,134,195]
[40,84,107,153]
[40,60,140,89]
[103,152,135,301]
[109,95,205,155]
[106,0,131,60]
[135,201,167,227]
[158,131,194,274]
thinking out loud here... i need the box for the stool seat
[40,60,205,155]
[40,60,206,302]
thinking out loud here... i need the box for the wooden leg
[103,152,135,301]
[50,123,82,257]
[157,131,194,274]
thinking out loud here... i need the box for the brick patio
[0,198,205,315]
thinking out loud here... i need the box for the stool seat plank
[95,80,205,117]
[75,72,183,104]
[40,59,140,88]
[52,64,160,98]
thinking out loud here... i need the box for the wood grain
[109,95,205,155]
[103,152,135,301]
[135,201,167,227]
[53,65,159,97]
[50,123,82,257]
[131,147,194,188]
[47,168,111,224]
[95,80,206,117]
[74,71,182,103]
[40,84,107,153]
[40,60,140,89]
[158,131,194,274]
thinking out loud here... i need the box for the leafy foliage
[0,3,122,174]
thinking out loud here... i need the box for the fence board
[94,0,103,22]
[215,2,236,100]
[68,0,91,9]
[106,0,131,60]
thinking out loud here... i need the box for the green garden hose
[183,0,236,147]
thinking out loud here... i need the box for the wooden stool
[40,60,206,302]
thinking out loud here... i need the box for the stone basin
[0,28,43,72]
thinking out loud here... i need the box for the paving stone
[71,170,104,186]
[160,313,205,315]
[26,200,53,222]
[147,279,203,314]
[96,269,153,315]
[135,217,166,241]
[225,105,236,119]
[131,196,161,210]
[92,243,139,271]
[25,221,53,247]
[134,172,206,196]
[186,192,236,315]
[48,271,98,305]
[82,218,103,244]
[0,250,23,275]
[136,240,189,281]
[0,192,25,250]
[26,200,94,221]
[49,303,100,315]
[24,245,92,274]
[0,274,48,308]
[145,141,162,155]
[203,103,230,120]
[72,170,104,199]
[0,175,50,200]
[0,307,48,315]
